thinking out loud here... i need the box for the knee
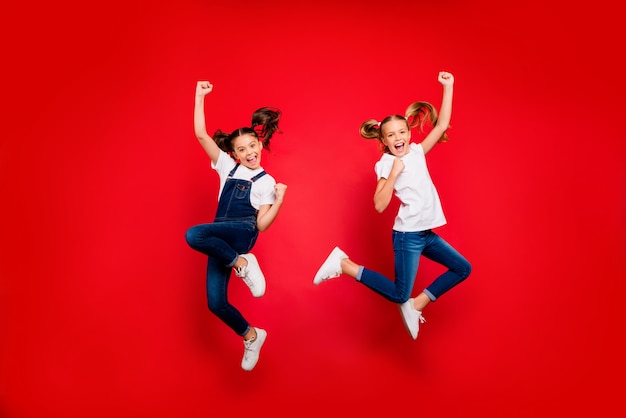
[185,226,198,247]
[459,260,472,280]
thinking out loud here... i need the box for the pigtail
[360,119,390,153]
[359,119,381,140]
[211,106,281,154]
[251,107,282,152]
[212,129,232,153]
[362,101,449,155]
[405,101,449,143]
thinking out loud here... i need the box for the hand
[274,183,287,202]
[438,71,454,86]
[196,81,213,97]
[390,158,405,176]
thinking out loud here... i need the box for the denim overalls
[215,164,267,223]
[186,163,267,336]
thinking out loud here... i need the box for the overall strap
[227,163,240,178]
[251,171,267,182]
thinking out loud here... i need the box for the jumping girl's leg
[187,221,265,296]
[206,257,250,336]
[186,223,240,266]
[356,230,423,303]
[206,250,266,371]
[420,231,471,301]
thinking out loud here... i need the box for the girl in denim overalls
[186,81,287,371]
[313,72,471,341]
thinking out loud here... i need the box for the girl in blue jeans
[186,81,287,370]
[313,72,471,340]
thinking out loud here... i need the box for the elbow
[373,202,387,213]
[195,129,212,143]
[256,220,271,232]
[434,123,450,134]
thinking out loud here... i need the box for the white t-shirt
[211,150,276,210]
[374,142,446,232]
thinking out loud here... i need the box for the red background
[2,0,625,417]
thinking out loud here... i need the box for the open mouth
[394,143,405,153]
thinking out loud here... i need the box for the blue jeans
[357,230,471,303]
[185,217,258,336]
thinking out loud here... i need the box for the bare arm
[256,183,287,232]
[373,158,404,213]
[420,72,454,155]
[194,81,221,165]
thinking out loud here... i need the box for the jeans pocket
[234,183,250,199]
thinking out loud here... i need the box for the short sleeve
[252,174,277,209]
[375,157,393,180]
[259,185,276,206]
[211,149,236,175]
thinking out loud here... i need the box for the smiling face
[231,133,263,169]
[380,118,411,157]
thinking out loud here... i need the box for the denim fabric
[214,165,267,220]
[185,164,265,336]
[357,230,471,303]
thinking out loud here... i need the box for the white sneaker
[399,298,426,340]
[313,246,348,285]
[235,254,266,297]
[241,327,267,371]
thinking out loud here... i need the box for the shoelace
[324,270,341,280]
[236,266,254,288]
[419,315,426,324]
[243,338,257,358]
